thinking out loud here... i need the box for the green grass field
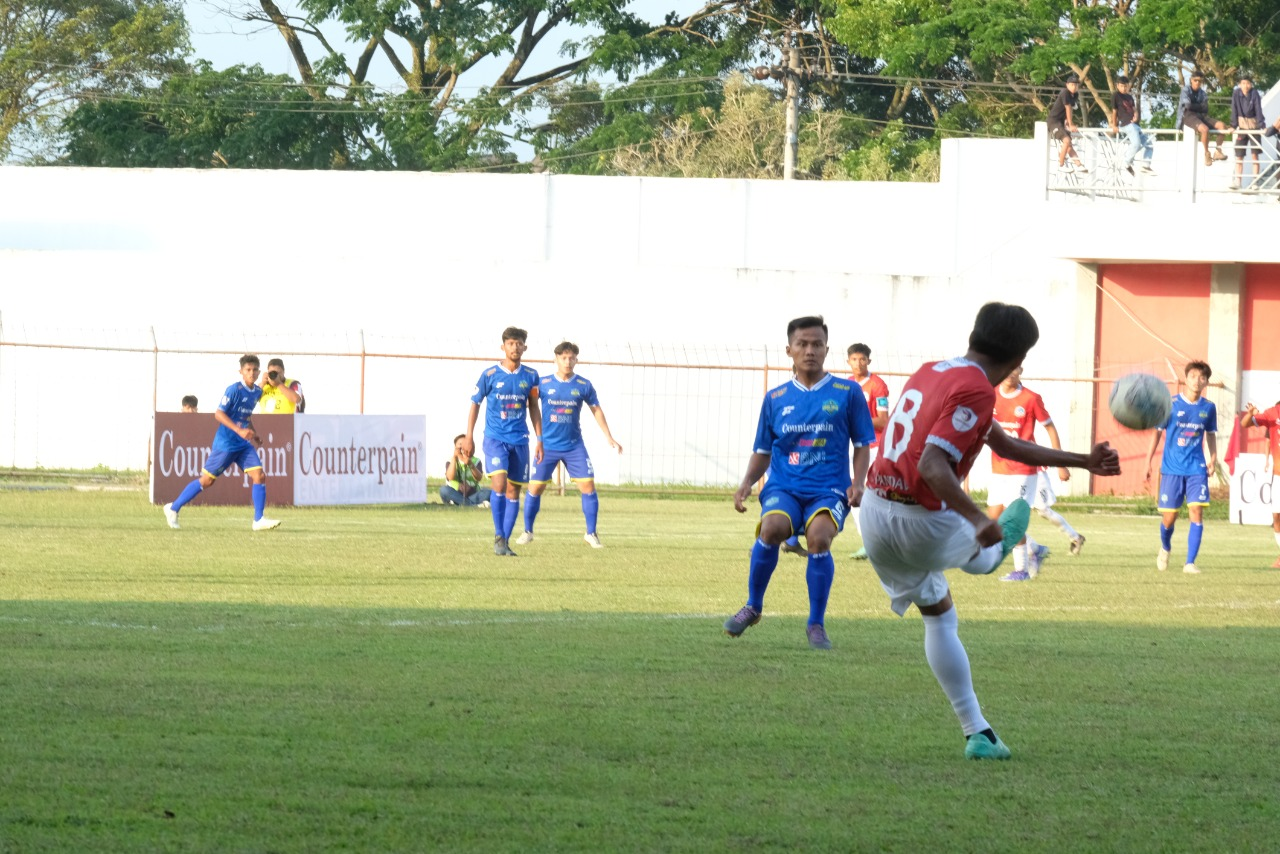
[2,487,1279,852]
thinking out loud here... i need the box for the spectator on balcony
[1177,70,1229,167]
[1231,73,1265,190]
[1109,74,1154,176]
[1048,74,1088,173]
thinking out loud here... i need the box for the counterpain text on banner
[151,413,426,506]
[1229,453,1276,525]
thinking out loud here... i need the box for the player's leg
[1271,512,1280,568]
[562,446,602,547]
[166,451,225,526]
[1184,476,1209,573]
[989,475,1034,580]
[246,465,280,530]
[800,504,840,649]
[724,488,798,638]
[1157,474,1185,570]
[919,595,1009,759]
[520,451,561,544]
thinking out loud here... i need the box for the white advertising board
[1228,453,1274,526]
[292,415,426,506]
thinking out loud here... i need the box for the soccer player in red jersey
[1239,401,1280,567]
[846,342,890,559]
[987,366,1085,581]
[859,302,1120,760]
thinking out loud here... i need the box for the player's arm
[986,425,1119,476]
[1043,421,1070,481]
[462,402,480,458]
[733,453,771,513]
[527,388,544,464]
[919,445,1000,546]
[1143,429,1163,483]
[1241,403,1260,427]
[1205,432,1218,475]
[590,404,623,453]
[215,408,259,446]
[848,445,869,507]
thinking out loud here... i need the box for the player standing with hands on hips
[461,327,542,557]
[722,315,876,650]
[858,303,1120,759]
[163,354,282,531]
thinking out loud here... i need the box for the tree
[62,61,360,168]
[0,0,188,159]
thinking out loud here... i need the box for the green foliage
[1,490,1279,849]
[0,0,188,159]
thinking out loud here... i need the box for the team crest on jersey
[1015,406,1026,417]
[822,400,838,414]
[519,380,529,390]
[781,405,795,417]
[571,389,580,396]
[1198,411,1208,419]
[952,406,978,432]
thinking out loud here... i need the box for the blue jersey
[539,373,600,452]
[753,374,876,495]
[1160,394,1217,475]
[471,363,540,444]
[212,381,262,451]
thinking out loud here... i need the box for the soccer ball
[1108,373,1172,430]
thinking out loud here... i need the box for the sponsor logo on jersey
[771,387,789,399]
[496,381,505,389]
[833,381,851,391]
[797,438,828,447]
[953,406,979,432]
[764,496,780,507]
[781,405,795,417]
[491,456,501,466]
[485,368,496,377]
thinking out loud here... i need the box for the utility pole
[783,37,799,180]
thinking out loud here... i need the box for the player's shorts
[203,444,263,478]
[757,483,847,539]
[987,473,1037,509]
[483,437,531,485]
[859,491,984,616]
[530,443,594,484]
[1158,473,1210,511]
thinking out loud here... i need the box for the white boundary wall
[4,134,1276,487]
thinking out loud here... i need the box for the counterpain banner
[152,413,426,506]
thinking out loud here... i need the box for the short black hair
[181,395,198,409]
[848,343,871,358]
[1185,360,1212,380]
[267,358,285,370]
[453,434,467,444]
[968,302,1039,364]
[502,326,528,343]
[239,354,260,368]
[554,341,579,356]
[786,315,828,343]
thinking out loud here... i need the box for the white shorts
[860,491,984,616]
[987,473,1037,509]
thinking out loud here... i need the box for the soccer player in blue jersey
[163,354,281,531]
[1143,360,1218,574]
[723,315,877,650]
[516,342,623,549]
[461,327,542,557]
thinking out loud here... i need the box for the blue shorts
[1158,473,1210,511]
[483,437,531,485]
[203,444,263,479]
[531,444,594,483]
[757,483,847,538]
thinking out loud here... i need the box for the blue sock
[1160,523,1174,552]
[582,492,599,534]
[806,550,835,626]
[502,497,520,539]
[171,479,203,512]
[523,494,541,533]
[490,494,506,536]
[785,535,800,548]
[747,539,780,610]
[252,483,266,521]
[1187,522,1204,563]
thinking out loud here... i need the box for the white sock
[959,542,1004,575]
[1038,506,1079,540]
[1012,543,1027,572]
[922,607,989,736]
[850,506,861,534]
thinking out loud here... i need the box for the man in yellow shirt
[256,358,305,414]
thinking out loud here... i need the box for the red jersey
[855,372,891,447]
[990,385,1051,475]
[868,358,994,511]
[1251,404,1280,465]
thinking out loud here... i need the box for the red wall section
[1094,265,1211,496]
